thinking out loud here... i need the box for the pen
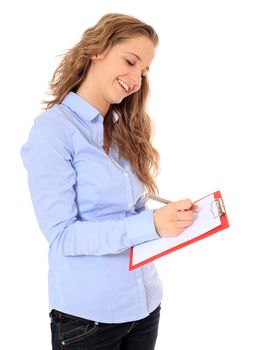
[145,193,199,213]
[145,193,170,204]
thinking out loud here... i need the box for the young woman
[21,13,196,350]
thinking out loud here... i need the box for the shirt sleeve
[135,195,149,214]
[20,115,159,256]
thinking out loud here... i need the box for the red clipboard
[129,191,229,271]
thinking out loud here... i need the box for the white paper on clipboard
[132,193,221,266]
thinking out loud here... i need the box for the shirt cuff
[125,209,160,246]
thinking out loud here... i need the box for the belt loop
[50,309,62,321]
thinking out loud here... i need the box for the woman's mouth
[117,79,130,93]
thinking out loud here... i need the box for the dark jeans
[49,304,161,350]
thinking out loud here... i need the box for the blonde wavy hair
[42,13,160,195]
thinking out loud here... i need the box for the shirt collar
[112,111,119,123]
[61,91,101,122]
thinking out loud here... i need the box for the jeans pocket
[59,316,99,346]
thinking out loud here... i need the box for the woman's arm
[20,116,159,256]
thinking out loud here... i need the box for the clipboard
[129,191,229,271]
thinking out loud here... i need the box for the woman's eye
[125,59,146,79]
[126,59,134,66]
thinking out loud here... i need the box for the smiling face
[76,35,156,116]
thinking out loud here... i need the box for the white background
[1,0,260,349]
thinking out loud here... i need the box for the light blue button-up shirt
[20,92,163,323]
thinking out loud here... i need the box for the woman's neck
[76,75,110,117]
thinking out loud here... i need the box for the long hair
[42,13,160,195]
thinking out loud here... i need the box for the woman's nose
[130,72,142,91]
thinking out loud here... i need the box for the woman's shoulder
[33,104,78,137]
[33,104,71,128]
[26,104,76,151]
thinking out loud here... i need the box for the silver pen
[145,193,199,213]
[145,193,170,204]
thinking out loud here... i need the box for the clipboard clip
[211,198,226,218]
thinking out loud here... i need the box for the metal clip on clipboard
[211,198,226,218]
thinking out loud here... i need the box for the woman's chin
[109,95,125,104]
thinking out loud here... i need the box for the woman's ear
[91,54,98,61]
[91,52,106,61]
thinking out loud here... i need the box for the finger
[172,228,185,236]
[175,219,193,228]
[175,199,193,211]
[175,210,193,221]
[176,229,185,236]
[191,203,199,212]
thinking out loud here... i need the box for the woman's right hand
[153,199,198,238]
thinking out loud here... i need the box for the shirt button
[128,203,133,209]
[138,278,142,283]
[124,172,129,177]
